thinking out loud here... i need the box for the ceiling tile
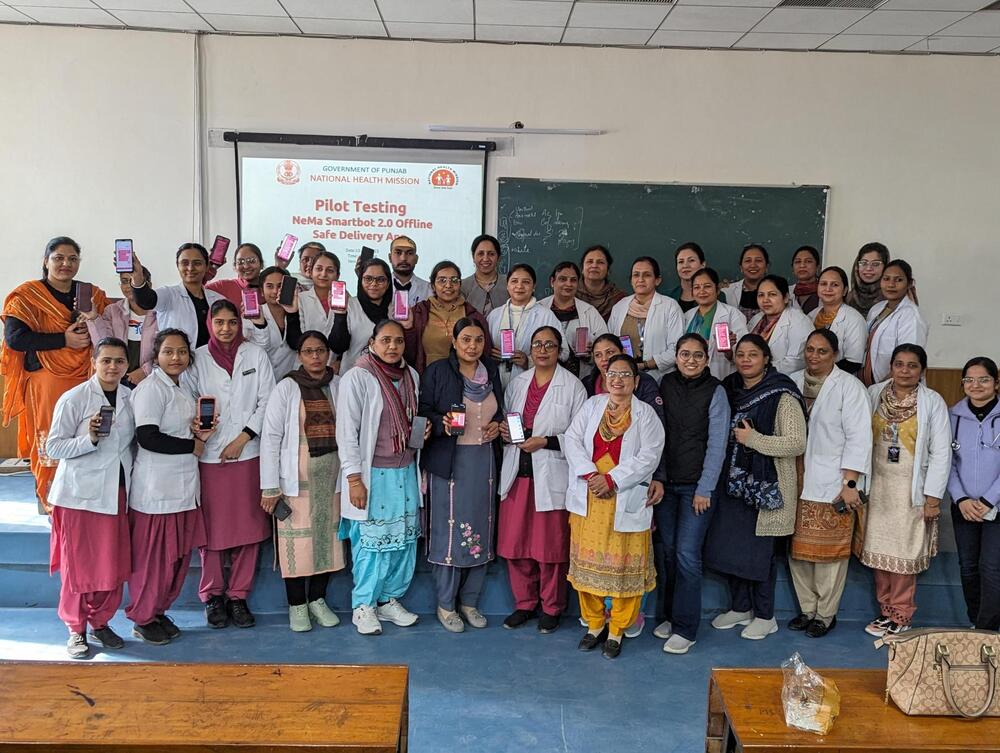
[821,33,925,51]
[0,5,36,21]
[660,5,770,32]
[751,8,868,34]
[96,0,190,10]
[561,26,653,44]
[7,0,95,7]
[907,35,1000,52]
[11,6,121,24]
[384,21,474,39]
[735,31,833,49]
[281,0,379,20]
[377,0,473,24]
[296,17,386,35]
[937,12,1000,36]
[187,0,285,15]
[202,13,299,32]
[879,0,987,10]
[647,29,743,47]
[567,2,670,30]
[111,8,212,28]
[476,24,564,42]
[675,0,781,6]
[844,10,969,36]
[475,0,570,27]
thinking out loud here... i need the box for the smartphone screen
[507,412,526,444]
[620,335,634,357]
[500,329,516,359]
[97,405,114,437]
[408,415,428,449]
[574,326,589,356]
[277,234,298,262]
[715,322,732,352]
[209,235,230,266]
[279,275,297,307]
[114,239,134,273]
[450,404,466,436]
[198,397,216,431]
[330,281,347,312]
[75,281,93,313]
[241,288,261,318]
[393,289,409,320]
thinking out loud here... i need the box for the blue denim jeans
[653,483,714,640]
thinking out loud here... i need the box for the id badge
[888,445,901,463]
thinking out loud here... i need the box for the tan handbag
[877,628,1000,718]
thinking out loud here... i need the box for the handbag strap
[938,643,998,719]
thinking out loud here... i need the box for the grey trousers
[433,563,487,610]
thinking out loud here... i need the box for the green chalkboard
[496,179,829,297]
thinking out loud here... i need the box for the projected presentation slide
[240,156,484,273]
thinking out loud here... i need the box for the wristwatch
[843,479,857,489]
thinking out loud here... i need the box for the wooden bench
[0,661,408,752]
[706,667,1000,752]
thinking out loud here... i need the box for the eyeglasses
[677,351,707,361]
[300,347,329,358]
[531,341,559,352]
[858,260,884,269]
[235,259,259,267]
[962,377,995,386]
[362,275,388,285]
[605,370,635,380]
[435,276,461,285]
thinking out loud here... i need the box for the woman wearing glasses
[207,243,264,307]
[329,258,394,373]
[683,268,747,380]
[403,260,491,374]
[845,242,889,318]
[948,357,1000,631]
[564,354,664,659]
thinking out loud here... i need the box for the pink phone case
[210,236,230,266]
[500,329,516,359]
[715,322,731,352]
[330,281,347,312]
[575,326,589,356]
[277,234,297,262]
[393,290,409,320]
[620,335,634,357]
[242,289,260,317]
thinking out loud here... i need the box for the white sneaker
[578,616,588,628]
[663,634,695,654]
[67,632,89,659]
[711,610,753,630]
[353,605,382,635]
[307,598,340,628]
[289,604,312,632]
[624,613,645,639]
[376,598,419,627]
[740,617,778,640]
[653,620,673,640]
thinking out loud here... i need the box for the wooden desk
[706,668,1000,752]
[0,662,408,753]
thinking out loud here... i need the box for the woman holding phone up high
[244,266,302,380]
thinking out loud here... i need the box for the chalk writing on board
[498,204,584,257]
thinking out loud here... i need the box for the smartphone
[359,246,375,267]
[241,288,261,318]
[114,239,134,273]
[209,235,230,266]
[715,322,732,352]
[96,405,114,438]
[506,412,526,444]
[500,329,516,360]
[620,335,634,357]
[393,289,409,320]
[279,275,297,307]
[834,489,869,514]
[75,281,93,314]
[449,404,466,437]
[273,498,293,521]
[574,326,589,357]
[197,397,216,431]
[277,234,298,262]
[330,281,348,312]
[408,415,428,450]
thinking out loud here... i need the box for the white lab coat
[563,394,665,532]
[244,305,298,381]
[150,284,224,348]
[722,279,752,311]
[683,301,748,380]
[867,380,952,507]
[340,296,381,373]
[537,295,609,379]
[791,367,872,503]
[499,366,588,510]
[46,375,135,514]
[395,275,433,306]
[129,367,199,513]
[260,374,341,498]
[487,300,569,388]
[190,341,275,463]
[607,293,685,381]
[748,307,814,374]
[298,287,339,336]
[335,364,421,522]
[810,304,867,366]
[865,298,929,384]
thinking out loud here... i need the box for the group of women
[1,234,995,662]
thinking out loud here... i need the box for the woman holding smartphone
[260,331,345,633]
[337,319,427,636]
[45,337,134,658]
[244,266,302,380]
[298,251,342,337]
[498,325,587,634]
[683,268,748,380]
[419,318,505,632]
[329,258,393,373]
[810,266,866,375]
[126,329,210,645]
[207,243,264,306]
[190,300,275,630]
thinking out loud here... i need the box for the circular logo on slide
[429,167,458,189]
[276,160,300,186]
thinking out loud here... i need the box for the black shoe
[578,626,608,651]
[503,608,536,630]
[788,613,813,631]
[88,625,125,650]
[205,595,229,629]
[602,637,623,660]
[805,616,836,638]
[132,621,171,645]
[156,614,181,640]
[228,598,255,628]
[538,613,560,634]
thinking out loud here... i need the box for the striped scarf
[287,367,337,457]
[356,352,416,454]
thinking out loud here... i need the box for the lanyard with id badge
[887,421,901,463]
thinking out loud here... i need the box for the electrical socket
[941,313,962,327]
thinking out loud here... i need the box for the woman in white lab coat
[788,245,821,315]
[861,343,950,637]
[537,261,609,379]
[863,259,928,386]
[190,299,275,631]
[298,251,342,336]
[787,329,872,638]
[330,258,393,373]
[810,266,866,376]
[46,337,135,659]
[125,328,210,645]
[244,266,302,381]
[487,263,566,389]
[722,244,769,322]
[683,268,748,381]
[498,325,588,633]
[607,256,685,382]
[748,275,814,375]
[336,319,427,636]
[563,354,665,659]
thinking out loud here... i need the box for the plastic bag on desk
[781,652,841,735]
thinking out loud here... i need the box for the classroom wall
[3,24,998,367]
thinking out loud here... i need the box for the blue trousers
[343,521,417,609]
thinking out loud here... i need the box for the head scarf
[845,246,889,318]
[207,306,245,376]
[357,259,392,325]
